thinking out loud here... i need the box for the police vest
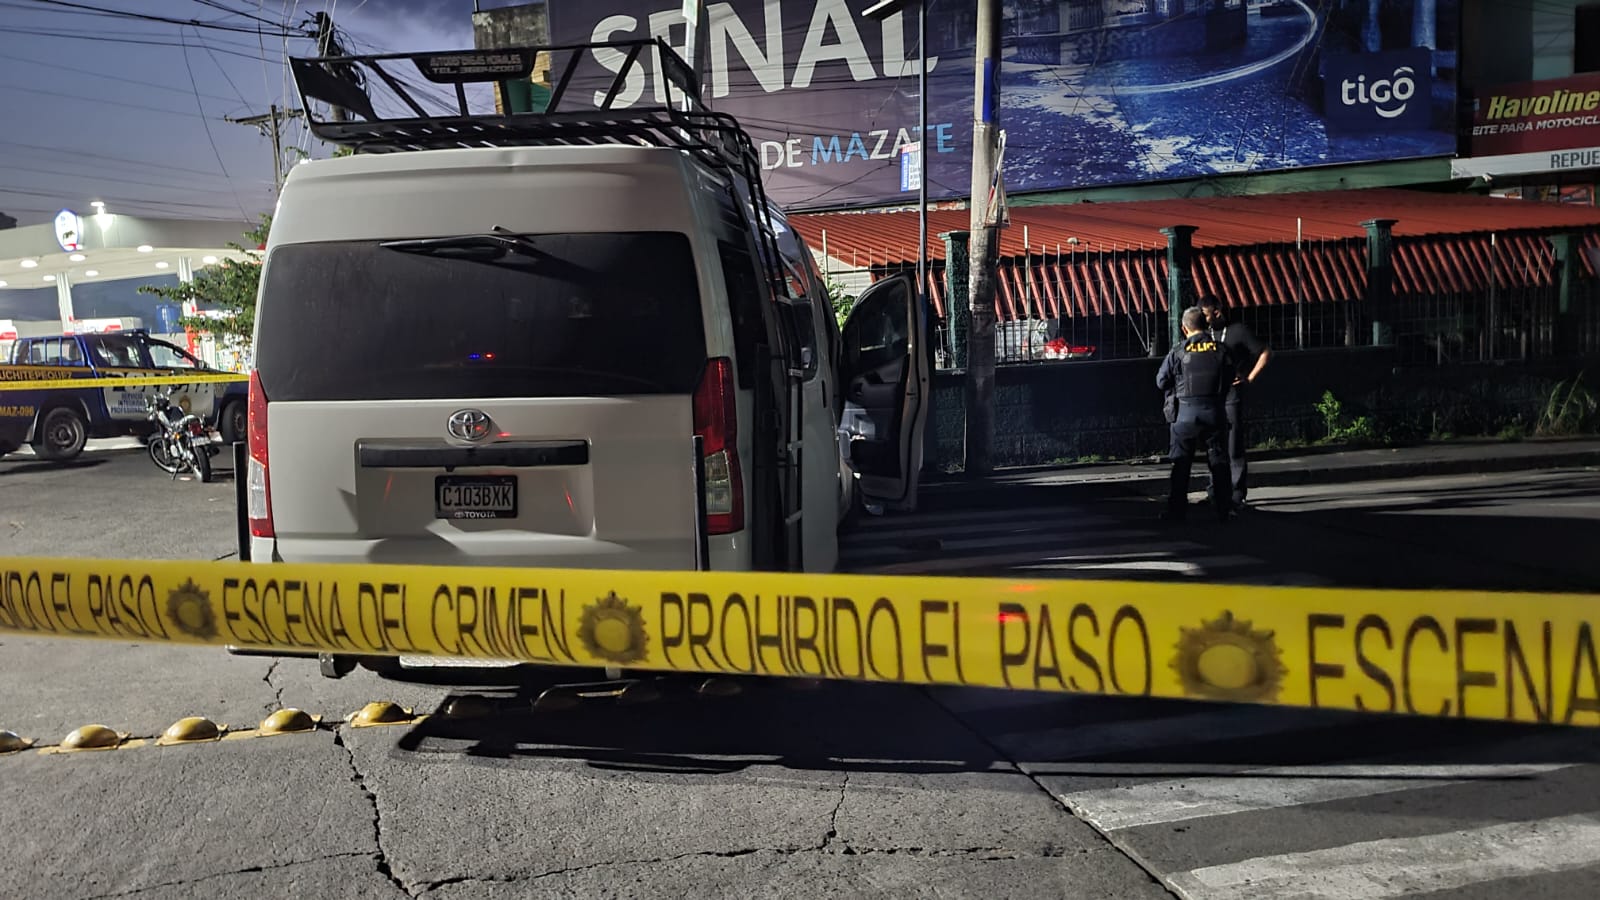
[1176,336,1227,401]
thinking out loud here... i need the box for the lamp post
[864,0,929,306]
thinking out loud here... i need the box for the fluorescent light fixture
[136,244,153,253]
[90,200,105,210]
[155,261,170,269]
[19,259,37,268]
[43,274,56,282]
[84,270,98,277]
[0,280,8,287]
[201,255,218,264]
[69,253,86,262]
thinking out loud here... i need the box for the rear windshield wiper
[379,227,551,261]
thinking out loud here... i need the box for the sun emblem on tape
[1171,611,1286,703]
[166,579,217,639]
[578,592,647,665]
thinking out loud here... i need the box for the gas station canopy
[0,207,255,291]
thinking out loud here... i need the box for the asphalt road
[1,447,1598,899]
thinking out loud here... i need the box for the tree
[138,214,271,347]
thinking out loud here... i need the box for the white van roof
[273,145,720,246]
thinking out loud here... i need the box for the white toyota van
[243,44,930,619]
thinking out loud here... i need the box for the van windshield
[254,231,707,401]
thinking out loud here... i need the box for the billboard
[1452,72,1600,180]
[545,0,1460,211]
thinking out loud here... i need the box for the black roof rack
[288,39,790,301]
[289,40,740,163]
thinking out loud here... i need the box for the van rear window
[255,232,707,401]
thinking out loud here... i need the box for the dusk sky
[0,0,533,233]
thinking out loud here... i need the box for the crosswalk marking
[843,501,1328,585]
[1058,762,1577,832]
[1019,554,1264,576]
[1163,813,1600,900]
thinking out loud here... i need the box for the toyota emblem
[446,409,492,442]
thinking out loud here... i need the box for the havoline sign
[1468,72,1600,158]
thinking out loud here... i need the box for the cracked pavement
[0,451,1165,898]
[10,443,1599,897]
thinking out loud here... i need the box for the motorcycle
[144,385,216,483]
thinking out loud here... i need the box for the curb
[919,450,1600,509]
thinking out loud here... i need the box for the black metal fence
[827,229,1600,371]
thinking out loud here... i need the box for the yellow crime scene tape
[1,555,1596,728]
[0,369,249,391]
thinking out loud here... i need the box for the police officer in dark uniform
[1199,294,1271,510]
[1156,307,1235,522]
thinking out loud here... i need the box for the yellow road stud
[347,701,413,728]
[156,716,225,746]
[258,708,319,736]
[60,724,124,752]
[442,695,495,719]
[0,730,34,754]
[617,680,663,705]
[697,677,743,697]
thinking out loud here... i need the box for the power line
[4,162,266,196]
[226,105,303,190]
[2,26,285,62]
[0,139,254,181]
[0,83,236,119]
[0,50,240,104]
[20,0,299,36]
[0,184,259,212]
[195,30,255,109]
[187,0,288,30]
[180,27,253,221]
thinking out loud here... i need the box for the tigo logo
[1324,49,1432,132]
[1341,66,1417,119]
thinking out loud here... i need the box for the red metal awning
[804,187,1600,321]
[792,187,1600,265]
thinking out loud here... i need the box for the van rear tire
[33,407,88,461]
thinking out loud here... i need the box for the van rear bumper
[259,533,747,571]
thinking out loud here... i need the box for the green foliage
[1536,372,1599,437]
[1252,435,1311,452]
[1315,390,1343,438]
[137,215,270,347]
[1315,390,1381,445]
[827,279,855,327]
[1049,454,1107,465]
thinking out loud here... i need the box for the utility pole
[310,11,351,122]
[964,0,1002,478]
[226,105,304,192]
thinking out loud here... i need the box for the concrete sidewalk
[921,437,1600,504]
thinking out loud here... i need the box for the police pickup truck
[0,330,247,462]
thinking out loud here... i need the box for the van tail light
[692,357,743,535]
[246,370,274,538]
